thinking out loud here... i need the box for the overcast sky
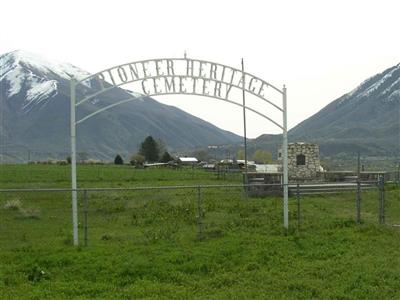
[1,0,399,137]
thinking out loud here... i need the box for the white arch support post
[282,85,289,229]
[70,76,79,246]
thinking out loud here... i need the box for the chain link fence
[0,189,72,248]
[293,179,399,230]
[1,181,398,249]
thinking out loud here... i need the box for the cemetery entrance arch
[70,57,288,245]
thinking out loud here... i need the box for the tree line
[114,136,173,166]
[114,135,273,166]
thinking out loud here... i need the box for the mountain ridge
[1,50,399,161]
[0,50,242,162]
[254,62,400,157]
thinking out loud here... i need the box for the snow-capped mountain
[0,50,89,113]
[0,50,241,162]
[339,63,400,105]
[255,63,400,157]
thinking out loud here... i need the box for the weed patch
[4,199,23,210]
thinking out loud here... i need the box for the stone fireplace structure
[279,142,320,180]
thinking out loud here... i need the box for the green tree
[237,149,245,160]
[252,150,272,164]
[156,139,167,156]
[114,154,124,165]
[139,136,159,162]
[130,154,145,167]
[192,149,210,162]
[160,151,173,163]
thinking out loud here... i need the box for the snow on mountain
[0,50,90,82]
[340,63,400,104]
[388,89,400,103]
[23,80,58,112]
[126,89,144,100]
[286,62,400,156]
[0,50,91,111]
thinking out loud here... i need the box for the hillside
[0,50,241,162]
[254,63,400,158]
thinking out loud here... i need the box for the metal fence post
[296,182,300,230]
[356,153,361,224]
[196,186,204,240]
[379,175,385,224]
[356,181,361,224]
[242,173,248,199]
[83,189,88,246]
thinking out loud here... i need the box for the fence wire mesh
[385,183,400,227]
[0,182,399,249]
[0,190,72,249]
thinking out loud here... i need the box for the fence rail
[0,181,398,248]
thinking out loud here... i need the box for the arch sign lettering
[70,56,288,246]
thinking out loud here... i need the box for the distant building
[178,157,198,165]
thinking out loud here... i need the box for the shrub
[4,199,23,211]
[87,159,104,165]
[130,154,145,167]
[27,265,49,282]
[20,207,41,219]
[4,199,41,219]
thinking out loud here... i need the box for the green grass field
[0,164,242,188]
[0,164,399,299]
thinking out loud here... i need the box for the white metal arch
[75,58,283,101]
[70,57,288,246]
[75,92,283,130]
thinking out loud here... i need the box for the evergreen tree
[156,139,167,156]
[160,151,173,163]
[114,154,124,165]
[139,136,159,162]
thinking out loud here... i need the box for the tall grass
[0,164,399,299]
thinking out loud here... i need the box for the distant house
[178,157,198,165]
